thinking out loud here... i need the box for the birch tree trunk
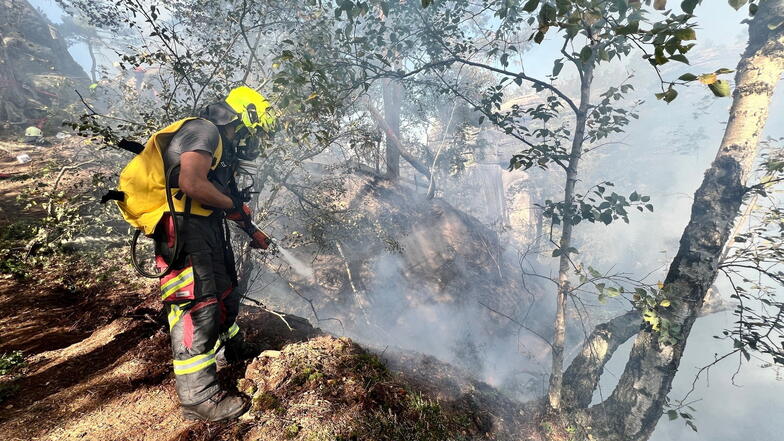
[589,3,784,439]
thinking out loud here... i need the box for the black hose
[130,165,184,278]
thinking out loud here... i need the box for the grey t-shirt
[163,118,220,187]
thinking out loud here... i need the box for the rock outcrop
[0,0,89,135]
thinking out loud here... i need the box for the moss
[302,428,343,441]
[407,392,442,418]
[355,352,389,376]
[284,423,301,439]
[348,390,472,441]
[291,366,324,387]
[251,391,279,412]
[237,378,257,396]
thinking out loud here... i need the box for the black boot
[181,390,248,421]
[224,336,261,364]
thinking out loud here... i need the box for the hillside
[0,139,536,441]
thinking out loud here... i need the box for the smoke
[246,6,784,440]
[338,252,550,400]
[276,246,315,281]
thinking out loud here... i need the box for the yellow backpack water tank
[114,117,223,235]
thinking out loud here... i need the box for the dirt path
[0,265,322,441]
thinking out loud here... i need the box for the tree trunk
[590,4,784,440]
[383,79,402,179]
[562,310,641,409]
[548,58,595,410]
[367,102,432,179]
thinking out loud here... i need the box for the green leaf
[552,248,562,257]
[679,73,698,81]
[675,28,697,41]
[616,0,628,16]
[670,54,690,64]
[552,58,564,77]
[580,46,592,63]
[728,0,747,11]
[541,3,556,21]
[660,299,672,307]
[500,53,509,67]
[708,79,731,97]
[768,21,784,31]
[656,87,678,103]
[523,0,540,12]
[615,20,639,35]
[714,68,734,75]
[681,0,700,14]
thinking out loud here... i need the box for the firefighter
[110,86,275,421]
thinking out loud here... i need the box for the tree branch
[365,101,432,179]
[561,310,641,409]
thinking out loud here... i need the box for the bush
[0,351,24,375]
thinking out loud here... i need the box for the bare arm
[179,151,233,210]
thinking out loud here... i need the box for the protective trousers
[155,214,241,406]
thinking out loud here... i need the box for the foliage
[543,181,653,231]
[665,400,699,433]
[0,351,24,403]
[50,1,784,427]
[0,351,24,376]
[719,139,784,366]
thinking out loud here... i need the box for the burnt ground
[0,265,530,441]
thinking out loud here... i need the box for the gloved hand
[225,203,272,250]
[249,230,271,249]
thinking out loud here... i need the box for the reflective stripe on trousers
[166,301,241,374]
[156,215,242,406]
